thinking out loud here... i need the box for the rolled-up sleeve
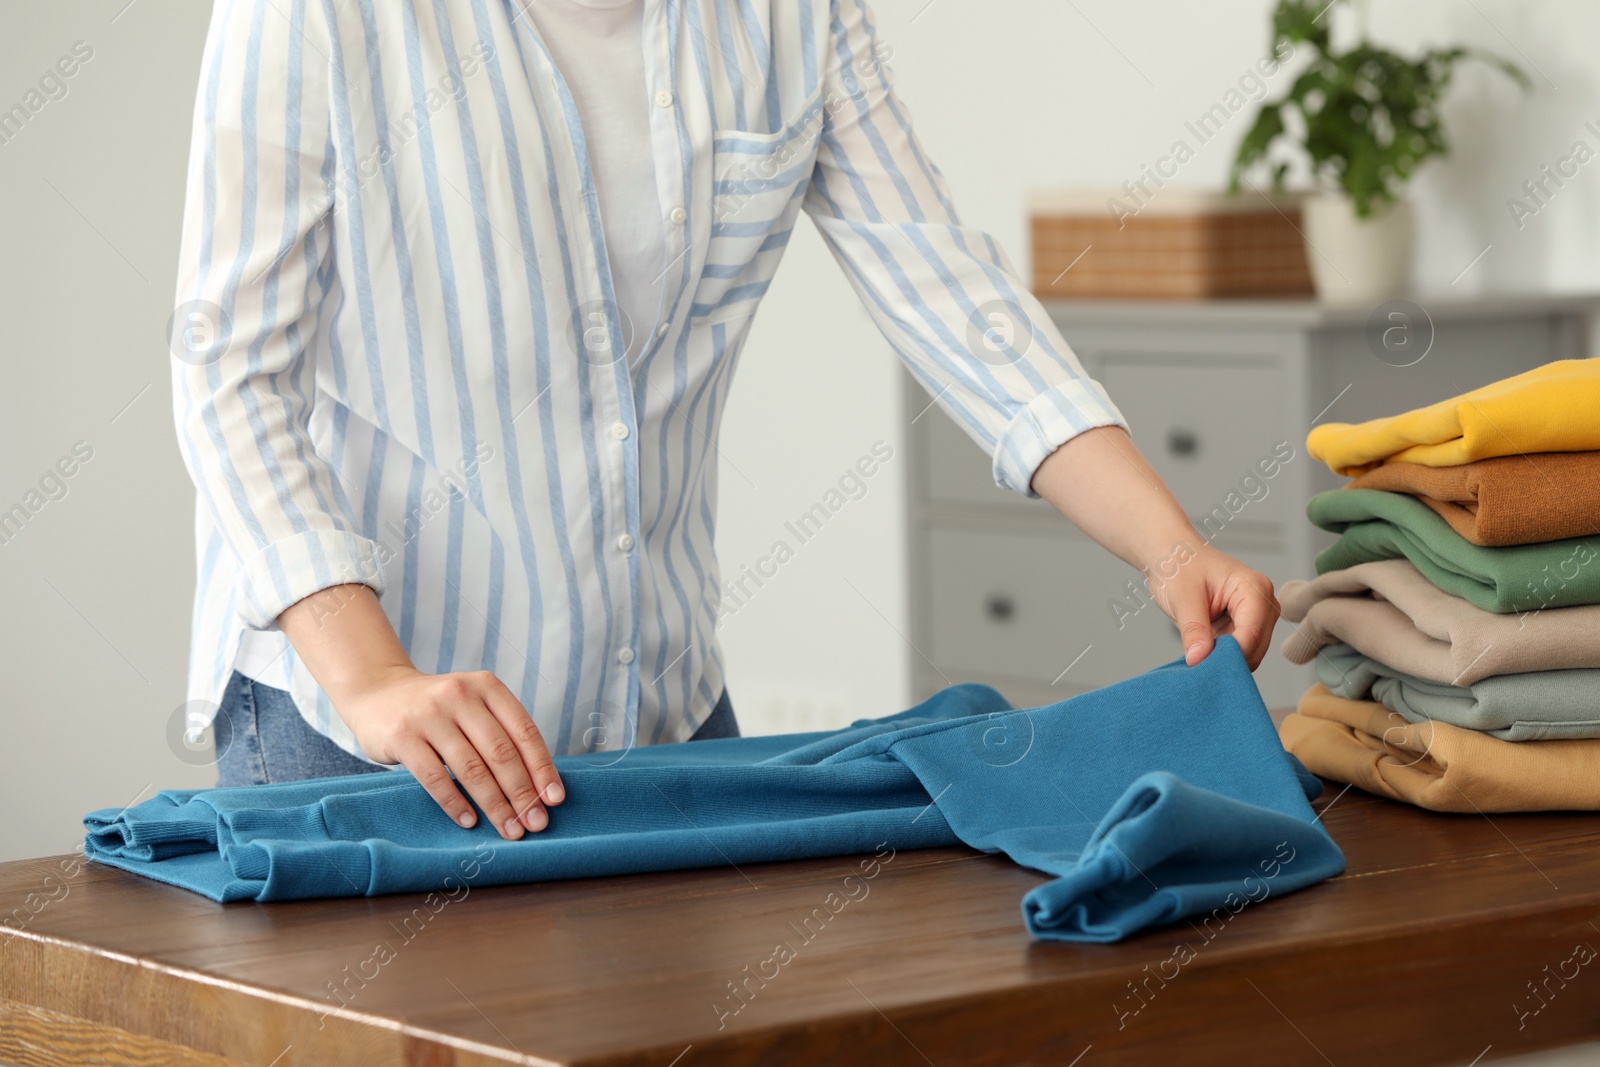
[171,0,383,629]
[803,0,1126,497]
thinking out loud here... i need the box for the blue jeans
[213,671,739,787]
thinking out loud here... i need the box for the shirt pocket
[693,93,826,327]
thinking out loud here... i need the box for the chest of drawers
[906,294,1596,710]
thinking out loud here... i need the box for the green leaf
[1272,0,1331,53]
[1229,105,1287,193]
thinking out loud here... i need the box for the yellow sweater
[1307,359,1600,475]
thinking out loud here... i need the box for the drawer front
[1097,356,1297,536]
[922,528,1312,710]
[916,356,1301,545]
[920,402,1049,511]
[925,527,1182,691]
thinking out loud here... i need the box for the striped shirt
[171,0,1127,760]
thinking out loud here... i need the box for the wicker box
[1029,191,1314,300]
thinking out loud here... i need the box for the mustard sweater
[1307,359,1600,476]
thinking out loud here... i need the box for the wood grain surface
[3,784,1599,1066]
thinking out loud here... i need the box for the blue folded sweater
[84,637,1343,942]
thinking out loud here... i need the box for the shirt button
[611,422,629,440]
[656,322,670,338]
[654,89,674,108]
[617,648,635,665]
[616,533,635,552]
[669,206,687,225]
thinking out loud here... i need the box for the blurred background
[2,0,1598,889]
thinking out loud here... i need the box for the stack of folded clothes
[1275,360,1600,812]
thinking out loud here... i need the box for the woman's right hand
[276,584,564,840]
[338,665,564,839]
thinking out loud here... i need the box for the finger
[1228,581,1279,671]
[431,721,526,841]
[478,672,564,809]
[393,738,479,830]
[1165,579,1216,666]
[457,698,549,835]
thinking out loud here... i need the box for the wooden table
[3,783,1599,1067]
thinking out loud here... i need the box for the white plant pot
[1300,194,1414,304]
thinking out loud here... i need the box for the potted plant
[1230,0,1527,302]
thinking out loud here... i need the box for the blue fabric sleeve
[1019,773,1342,942]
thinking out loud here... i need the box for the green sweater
[1308,489,1600,614]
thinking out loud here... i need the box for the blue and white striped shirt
[172,0,1127,760]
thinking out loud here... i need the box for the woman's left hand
[1144,542,1280,670]
[1030,425,1283,672]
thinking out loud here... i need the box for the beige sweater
[1280,685,1600,813]
[1278,559,1600,685]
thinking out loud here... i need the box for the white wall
[717,0,1600,730]
[0,3,214,866]
[4,0,1600,865]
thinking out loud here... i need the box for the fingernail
[1186,642,1204,661]
[525,806,549,832]
[545,782,565,805]
[502,817,524,840]
[457,812,476,828]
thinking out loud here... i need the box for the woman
[172,0,1279,842]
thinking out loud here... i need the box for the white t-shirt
[526,0,666,362]
[233,0,664,692]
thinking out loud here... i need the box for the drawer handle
[984,594,1016,622]
[1166,428,1199,457]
